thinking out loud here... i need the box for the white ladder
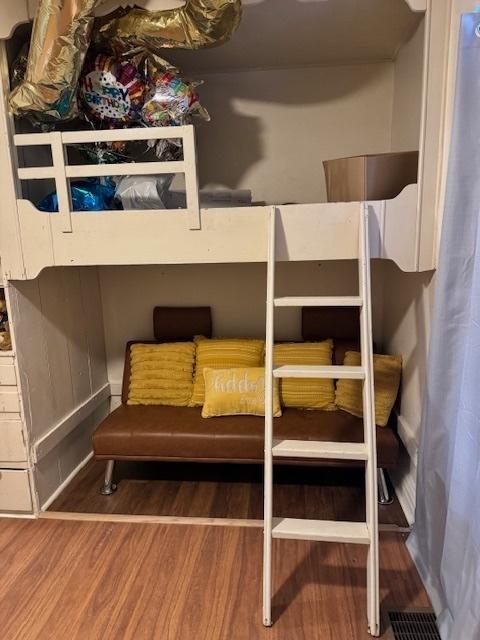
[263,204,380,636]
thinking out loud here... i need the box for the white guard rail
[13,124,201,231]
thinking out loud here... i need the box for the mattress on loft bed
[115,184,252,211]
[170,189,252,209]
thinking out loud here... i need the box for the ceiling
[168,0,424,72]
[28,0,424,73]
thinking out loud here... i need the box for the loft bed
[0,0,445,282]
[0,3,465,599]
[2,123,419,280]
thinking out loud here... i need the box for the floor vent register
[386,610,441,640]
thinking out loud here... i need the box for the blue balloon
[38,178,120,212]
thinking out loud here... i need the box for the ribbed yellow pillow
[189,338,265,407]
[273,341,336,410]
[335,351,402,427]
[202,367,282,418]
[128,342,195,406]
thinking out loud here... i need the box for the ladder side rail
[358,203,380,636]
[263,206,276,627]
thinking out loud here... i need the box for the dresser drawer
[0,360,16,386]
[0,388,21,413]
[0,469,32,512]
[0,421,26,463]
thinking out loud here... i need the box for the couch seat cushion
[93,405,399,467]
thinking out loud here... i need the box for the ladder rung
[273,365,365,379]
[272,518,370,544]
[274,296,362,307]
[272,439,368,461]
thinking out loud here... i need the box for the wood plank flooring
[0,518,428,640]
[49,460,409,527]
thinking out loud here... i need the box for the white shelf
[272,440,368,461]
[272,518,370,544]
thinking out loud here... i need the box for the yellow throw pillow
[273,341,336,410]
[128,342,195,406]
[335,351,402,427]
[202,367,282,418]
[190,338,265,407]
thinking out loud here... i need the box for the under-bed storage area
[0,0,446,279]
[0,0,455,524]
[2,258,407,517]
[9,267,110,510]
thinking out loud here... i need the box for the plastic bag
[115,174,175,210]
[37,178,119,212]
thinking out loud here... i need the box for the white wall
[380,262,435,523]
[391,19,425,151]
[195,62,394,204]
[99,260,386,400]
[385,19,427,524]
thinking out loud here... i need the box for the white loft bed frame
[0,0,460,277]
[5,124,419,280]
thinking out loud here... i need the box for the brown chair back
[153,306,212,342]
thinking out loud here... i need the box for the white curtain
[407,13,480,640]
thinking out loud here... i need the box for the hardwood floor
[49,460,409,527]
[0,518,428,640]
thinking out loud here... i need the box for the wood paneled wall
[8,267,109,507]
[10,267,107,440]
[99,261,387,404]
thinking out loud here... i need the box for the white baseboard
[390,457,417,525]
[33,383,111,462]
[110,381,122,396]
[109,381,123,412]
[0,512,37,519]
[390,413,419,525]
[396,414,419,463]
[40,451,94,512]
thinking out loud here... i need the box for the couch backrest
[153,306,212,342]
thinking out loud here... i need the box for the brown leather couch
[93,306,400,500]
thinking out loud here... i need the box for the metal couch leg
[100,460,117,495]
[377,468,393,505]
